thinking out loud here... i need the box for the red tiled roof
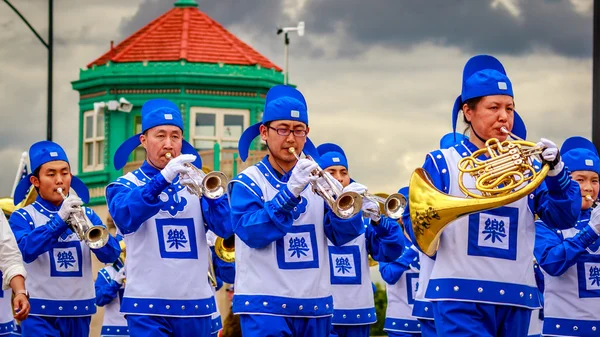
[88,3,281,70]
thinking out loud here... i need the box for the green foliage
[371,282,388,336]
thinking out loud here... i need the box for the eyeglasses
[268,126,308,137]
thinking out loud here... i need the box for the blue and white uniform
[380,244,421,337]
[404,55,581,337]
[0,273,18,336]
[9,141,121,337]
[106,99,233,337]
[231,85,365,337]
[534,136,600,337]
[315,142,404,337]
[206,232,236,337]
[95,255,128,337]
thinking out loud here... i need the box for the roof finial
[174,0,198,7]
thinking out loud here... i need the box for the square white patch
[584,262,600,290]
[164,113,173,120]
[332,157,340,163]
[498,82,508,90]
[586,159,594,167]
[53,247,80,272]
[49,152,58,157]
[162,225,191,253]
[331,253,356,277]
[284,232,314,263]
[477,213,510,250]
[290,110,300,118]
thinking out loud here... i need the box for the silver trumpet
[165,153,228,199]
[288,147,362,219]
[361,193,407,220]
[57,188,109,249]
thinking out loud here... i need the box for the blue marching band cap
[14,141,90,205]
[316,143,348,170]
[451,55,514,141]
[238,85,319,162]
[561,136,600,174]
[113,99,202,170]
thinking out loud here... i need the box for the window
[190,108,249,150]
[82,110,105,171]
[133,115,146,161]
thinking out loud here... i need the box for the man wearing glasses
[228,85,365,337]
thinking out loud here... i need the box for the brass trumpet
[288,148,362,219]
[361,193,407,220]
[214,236,235,263]
[57,188,110,249]
[585,195,600,209]
[165,153,228,199]
[410,128,549,256]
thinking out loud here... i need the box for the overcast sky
[0,0,594,196]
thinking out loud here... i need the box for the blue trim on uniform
[384,317,421,333]
[211,315,222,334]
[232,294,333,317]
[101,325,129,336]
[527,334,541,337]
[428,150,450,194]
[329,244,362,285]
[543,317,600,337]
[230,173,264,200]
[467,206,519,260]
[256,160,288,190]
[425,278,541,308]
[29,298,97,316]
[406,273,419,305]
[412,300,434,319]
[121,296,216,317]
[331,307,377,325]
[49,241,83,277]
[0,321,15,336]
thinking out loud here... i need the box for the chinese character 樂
[288,237,310,258]
[482,218,507,243]
[589,266,600,286]
[167,229,188,249]
[335,257,352,274]
[57,251,76,269]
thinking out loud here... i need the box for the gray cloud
[298,0,592,58]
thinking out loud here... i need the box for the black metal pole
[47,0,53,141]
[594,0,600,150]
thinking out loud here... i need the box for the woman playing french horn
[403,55,581,337]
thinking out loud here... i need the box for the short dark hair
[32,167,41,179]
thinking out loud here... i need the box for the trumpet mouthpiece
[500,127,509,134]
[165,153,172,159]
[57,188,63,194]
[586,195,594,201]
[288,148,296,154]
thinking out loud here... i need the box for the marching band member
[95,235,128,337]
[0,212,28,336]
[534,136,600,337]
[106,98,233,337]
[379,187,421,337]
[316,142,404,337]
[404,55,581,337]
[229,85,365,337]
[527,261,544,337]
[9,141,121,337]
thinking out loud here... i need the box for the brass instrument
[288,147,362,219]
[368,254,378,267]
[57,188,110,249]
[585,195,600,209]
[165,153,228,199]
[361,193,407,220]
[1,188,38,218]
[410,128,549,257]
[214,236,235,263]
[113,240,126,285]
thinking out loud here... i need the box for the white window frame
[82,109,105,172]
[189,107,249,150]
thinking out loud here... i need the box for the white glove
[57,195,83,221]
[161,154,197,183]
[589,206,600,235]
[315,171,343,196]
[343,183,379,221]
[536,138,564,176]
[113,268,126,285]
[288,159,319,197]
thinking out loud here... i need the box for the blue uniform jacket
[9,196,120,264]
[105,161,233,239]
[229,156,365,248]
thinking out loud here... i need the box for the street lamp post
[3,0,53,141]
[593,0,600,150]
[277,21,305,85]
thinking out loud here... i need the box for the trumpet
[361,193,407,220]
[288,148,362,219]
[585,195,600,209]
[165,153,228,199]
[57,188,109,249]
[214,236,235,263]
